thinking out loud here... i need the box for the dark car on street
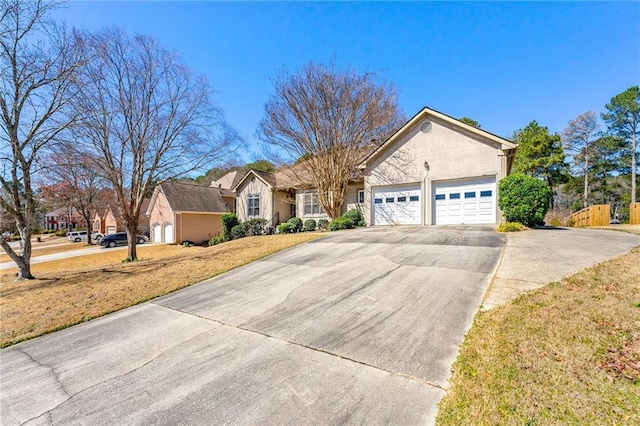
[99,232,148,248]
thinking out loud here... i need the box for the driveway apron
[1,226,504,425]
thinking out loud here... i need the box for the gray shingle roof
[160,181,230,213]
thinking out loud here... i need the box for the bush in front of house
[208,235,225,246]
[498,174,552,227]
[343,209,364,226]
[496,222,524,232]
[230,224,246,240]
[317,219,329,231]
[277,222,294,234]
[328,216,354,231]
[288,217,303,233]
[303,219,317,232]
[54,229,67,237]
[221,213,239,240]
[243,218,267,236]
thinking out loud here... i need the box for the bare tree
[562,111,600,209]
[39,147,109,244]
[73,28,240,261]
[0,0,84,279]
[257,61,404,219]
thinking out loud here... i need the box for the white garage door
[106,226,116,235]
[163,224,174,243]
[433,178,496,225]
[373,186,421,225]
[153,224,161,243]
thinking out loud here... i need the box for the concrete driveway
[1,226,504,425]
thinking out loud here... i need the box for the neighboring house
[92,199,150,236]
[93,203,124,235]
[146,181,230,244]
[358,107,517,226]
[44,207,85,231]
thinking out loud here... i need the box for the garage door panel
[479,201,493,209]
[433,178,496,225]
[373,186,421,225]
[463,203,476,211]
[153,225,161,243]
[163,224,173,243]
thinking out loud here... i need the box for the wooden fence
[631,203,640,225]
[570,204,610,227]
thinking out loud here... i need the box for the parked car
[68,231,103,243]
[99,232,148,248]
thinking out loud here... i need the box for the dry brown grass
[437,248,640,425]
[0,243,96,263]
[0,233,321,348]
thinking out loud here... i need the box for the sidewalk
[482,227,640,310]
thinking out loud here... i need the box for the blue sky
[55,1,639,164]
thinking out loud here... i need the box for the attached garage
[433,177,496,225]
[373,185,421,225]
[358,107,517,227]
[106,226,116,235]
[146,181,229,245]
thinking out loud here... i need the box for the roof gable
[359,106,517,168]
[233,169,275,192]
[211,171,243,190]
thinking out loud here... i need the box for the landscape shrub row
[328,208,365,231]
[216,213,268,244]
[210,209,366,246]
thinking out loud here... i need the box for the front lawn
[0,233,322,348]
[437,248,640,425]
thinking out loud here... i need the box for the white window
[247,193,260,217]
[303,191,323,215]
[358,190,365,203]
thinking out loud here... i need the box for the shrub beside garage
[498,174,552,227]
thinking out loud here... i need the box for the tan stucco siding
[368,119,503,186]
[364,117,507,225]
[343,184,364,215]
[222,195,235,213]
[179,213,222,243]
[236,177,273,224]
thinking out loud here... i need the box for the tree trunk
[83,212,93,245]
[126,225,138,262]
[0,231,35,280]
[546,175,555,210]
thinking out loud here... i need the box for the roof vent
[420,121,432,134]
